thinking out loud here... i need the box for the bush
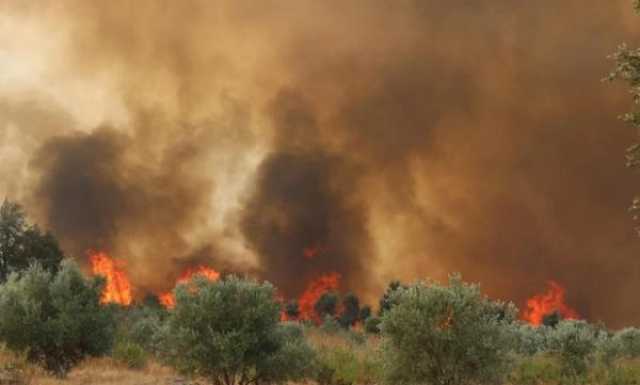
[321,315,342,334]
[611,328,640,360]
[378,280,405,316]
[314,344,382,385]
[359,305,372,322]
[514,323,550,356]
[380,274,517,385]
[112,340,148,369]
[0,261,115,376]
[114,305,165,355]
[364,316,381,334]
[339,293,360,329]
[547,320,600,379]
[315,292,339,319]
[0,200,63,283]
[162,275,315,385]
[509,354,563,385]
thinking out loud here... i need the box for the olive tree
[547,320,600,379]
[0,261,115,375]
[609,1,640,233]
[162,275,315,385]
[380,274,517,385]
[513,323,550,356]
[0,200,64,282]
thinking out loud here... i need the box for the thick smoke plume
[2,1,640,325]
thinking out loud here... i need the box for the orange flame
[89,251,132,306]
[158,265,220,309]
[521,280,580,325]
[303,245,325,259]
[298,272,341,323]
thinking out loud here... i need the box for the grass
[0,349,179,385]
[29,359,177,385]
[5,327,640,385]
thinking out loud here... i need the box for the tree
[315,292,339,319]
[162,276,315,385]
[380,274,517,385]
[0,261,116,375]
[338,292,360,328]
[359,305,372,321]
[547,320,600,380]
[0,200,64,282]
[542,311,562,328]
[285,300,300,320]
[609,2,640,233]
[378,280,405,316]
[364,316,382,334]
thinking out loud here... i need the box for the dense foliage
[0,200,64,283]
[380,274,517,385]
[161,275,315,385]
[0,261,115,375]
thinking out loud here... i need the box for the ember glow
[521,281,580,326]
[89,251,132,306]
[158,265,220,309]
[297,272,341,323]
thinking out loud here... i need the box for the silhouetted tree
[339,292,360,328]
[0,200,64,282]
[314,292,339,319]
[286,300,301,320]
[378,280,406,316]
[543,311,562,328]
[359,304,372,321]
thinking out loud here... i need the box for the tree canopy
[0,200,64,282]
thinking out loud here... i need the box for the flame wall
[1,1,640,326]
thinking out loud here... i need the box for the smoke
[240,89,371,295]
[2,0,640,325]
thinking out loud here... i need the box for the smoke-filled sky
[2,1,640,326]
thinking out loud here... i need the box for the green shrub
[112,340,148,369]
[596,361,640,385]
[547,320,600,380]
[314,344,382,385]
[162,275,315,385]
[0,200,64,283]
[509,354,563,385]
[514,323,550,356]
[321,315,342,334]
[0,261,115,376]
[380,274,517,385]
[114,305,165,355]
[611,328,640,360]
[339,293,360,329]
[364,316,381,334]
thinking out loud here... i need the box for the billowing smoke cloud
[2,0,640,325]
[241,89,371,295]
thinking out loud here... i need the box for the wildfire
[521,280,580,326]
[89,251,132,306]
[297,272,341,323]
[158,265,220,309]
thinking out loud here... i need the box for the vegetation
[1,212,640,384]
[0,261,115,376]
[0,200,64,283]
[609,1,640,234]
[380,274,517,385]
[161,275,315,385]
[315,292,339,319]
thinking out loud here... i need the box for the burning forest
[1,0,640,331]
